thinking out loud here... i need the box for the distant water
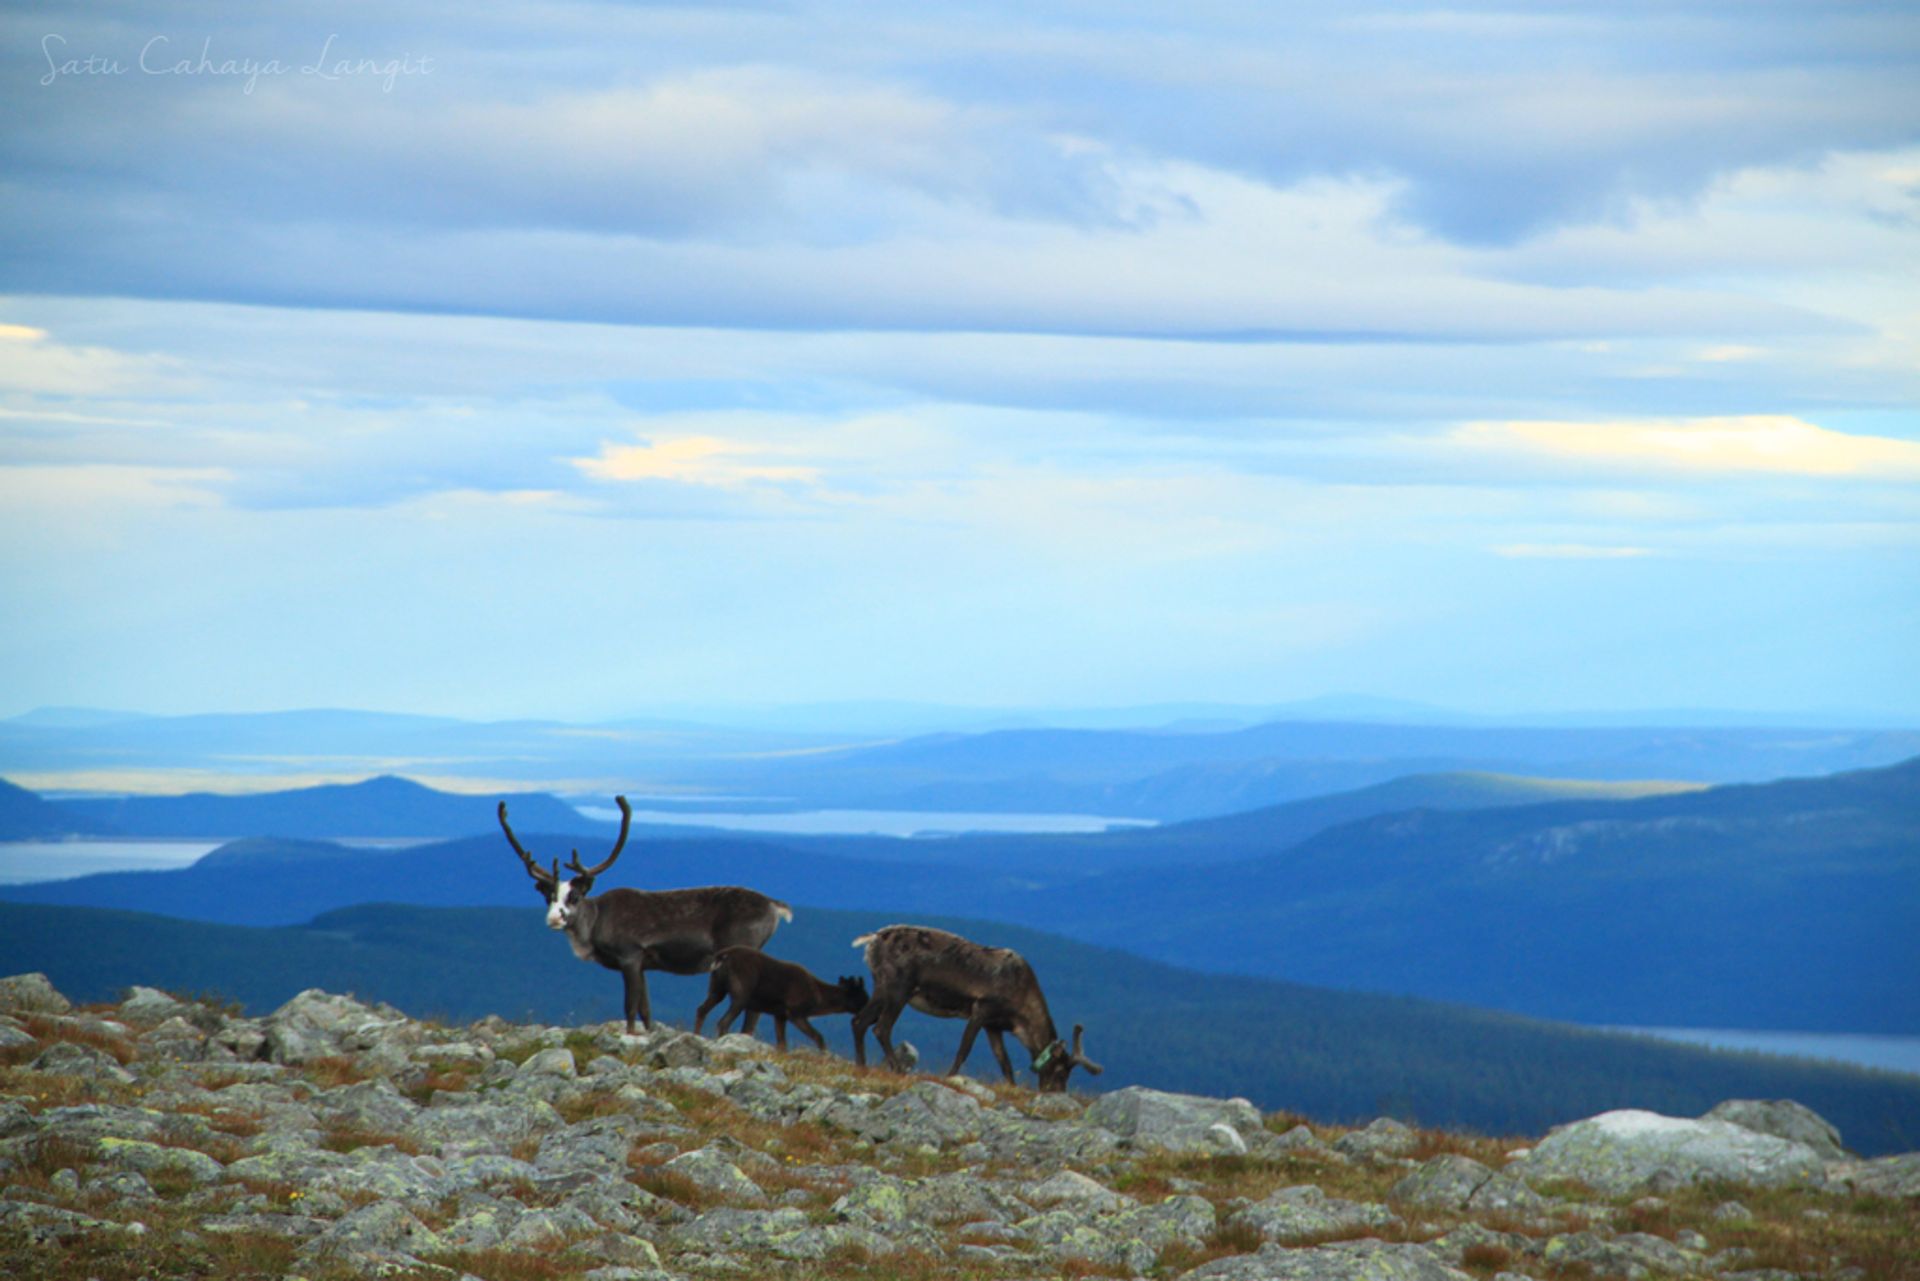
[575,806,1155,838]
[0,841,223,885]
[1610,1026,1920,1077]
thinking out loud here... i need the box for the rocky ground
[2,972,1916,1280]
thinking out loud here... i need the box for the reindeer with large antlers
[499,795,793,1033]
[851,924,1102,1092]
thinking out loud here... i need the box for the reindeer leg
[875,1002,912,1071]
[985,1027,1017,1085]
[621,963,652,1032]
[851,998,882,1066]
[694,971,727,1037]
[791,1015,828,1052]
[743,1010,761,1036]
[774,1016,789,1051]
[716,1000,741,1037]
[950,1013,988,1078]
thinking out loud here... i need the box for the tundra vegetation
[3,973,1916,1281]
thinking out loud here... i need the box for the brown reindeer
[851,924,1101,1092]
[499,796,791,1032]
[694,947,869,1052]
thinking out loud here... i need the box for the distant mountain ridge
[6,756,1915,1034]
[6,705,1916,821]
[51,774,599,840]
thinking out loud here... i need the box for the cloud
[1454,415,1920,480]
[575,434,821,488]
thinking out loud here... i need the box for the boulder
[1827,1152,1920,1198]
[1517,1109,1827,1195]
[1085,1085,1264,1154]
[1025,1169,1133,1213]
[1390,1153,1546,1213]
[1334,1116,1419,1160]
[0,972,71,1015]
[30,1041,133,1084]
[301,1200,444,1263]
[1181,1239,1472,1280]
[872,1080,985,1145]
[1228,1184,1399,1243]
[1704,1099,1846,1161]
[662,1148,768,1203]
[264,989,404,1065]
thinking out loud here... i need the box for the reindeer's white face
[546,879,584,929]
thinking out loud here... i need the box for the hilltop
[9,757,1918,1033]
[3,972,1916,1280]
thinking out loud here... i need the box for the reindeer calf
[694,947,870,1054]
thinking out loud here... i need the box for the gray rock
[1704,1100,1847,1161]
[1025,1169,1133,1213]
[1108,1193,1216,1251]
[1085,1085,1264,1154]
[94,1136,225,1185]
[1229,1184,1399,1243]
[312,1078,419,1133]
[265,989,401,1065]
[1333,1116,1419,1160]
[662,1147,767,1203]
[138,1016,209,1062]
[1519,1109,1827,1195]
[872,1080,985,1145]
[520,1046,579,1078]
[0,1021,35,1055]
[907,1170,1024,1225]
[302,1199,444,1261]
[1181,1239,1473,1280]
[116,986,188,1021]
[0,972,71,1015]
[30,1041,134,1084]
[649,1031,715,1070]
[1826,1152,1920,1198]
[833,1177,910,1225]
[1425,1221,1530,1267]
[502,1203,602,1249]
[1390,1153,1547,1213]
[410,1098,563,1157]
[669,1206,810,1252]
[1542,1230,1692,1279]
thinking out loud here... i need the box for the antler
[498,801,557,887]
[566,795,632,879]
[1069,1024,1104,1075]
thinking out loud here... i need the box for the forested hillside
[6,899,1919,1153]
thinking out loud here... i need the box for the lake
[0,809,1152,885]
[1609,1026,1920,1077]
[574,806,1155,838]
[0,840,226,884]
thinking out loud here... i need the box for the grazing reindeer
[850,924,1101,1092]
[694,947,870,1053]
[499,795,792,1033]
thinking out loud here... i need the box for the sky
[1,1,1917,722]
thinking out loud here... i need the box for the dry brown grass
[400,1062,475,1104]
[299,1055,376,1088]
[415,1246,581,1281]
[166,1098,268,1140]
[0,1065,139,1112]
[318,1124,425,1156]
[13,1014,137,1064]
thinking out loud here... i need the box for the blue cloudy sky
[2,1,1916,721]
